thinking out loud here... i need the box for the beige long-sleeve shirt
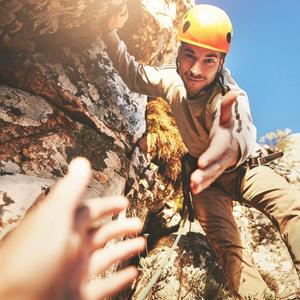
[103,31,257,166]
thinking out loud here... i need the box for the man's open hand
[190,91,240,195]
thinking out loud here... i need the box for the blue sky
[196,0,300,138]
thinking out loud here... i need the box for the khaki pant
[192,165,300,299]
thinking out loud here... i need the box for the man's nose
[190,61,202,77]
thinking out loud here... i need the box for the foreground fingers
[85,266,138,300]
[84,196,129,225]
[88,237,146,277]
[45,157,92,213]
[90,218,143,250]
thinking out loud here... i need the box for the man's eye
[205,58,217,64]
[185,53,195,60]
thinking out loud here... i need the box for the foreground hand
[190,91,240,195]
[0,157,145,300]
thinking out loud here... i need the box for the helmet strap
[176,55,180,74]
[217,53,226,73]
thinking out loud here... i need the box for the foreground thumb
[48,157,92,211]
[220,90,237,127]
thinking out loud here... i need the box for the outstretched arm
[190,91,241,194]
[190,68,257,195]
[102,5,184,101]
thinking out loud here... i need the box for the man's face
[177,43,224,97]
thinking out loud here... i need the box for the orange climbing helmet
[177,4,233,53]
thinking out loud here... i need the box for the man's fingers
[190,162,223,195]
[85,266,138,300]
[197,145,221,169]
[198,91,237,169]
[88,237,146,277]
[90,218,143,250]
[220,90,237,127]
[197,131,229,168]
[190,173,216,195]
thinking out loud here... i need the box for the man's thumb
[219,90,237,127]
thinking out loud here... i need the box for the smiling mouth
[186,74,205,82]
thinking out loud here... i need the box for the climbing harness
[181,153,197,222]
[244,151,284,169]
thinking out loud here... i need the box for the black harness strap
[181,153,198,222]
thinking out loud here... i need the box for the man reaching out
[103,3,300,298]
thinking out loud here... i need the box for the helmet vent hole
[183,21,191,33]
[226,32,232,43]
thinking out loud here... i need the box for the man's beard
[186,77,218,99]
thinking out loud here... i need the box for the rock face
[0,0,154,237]
[233,134,300,296]
[0,0,126,51]
[0,0,192,286]
[1,0,299,299]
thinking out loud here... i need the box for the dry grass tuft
[146,97,187,183]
